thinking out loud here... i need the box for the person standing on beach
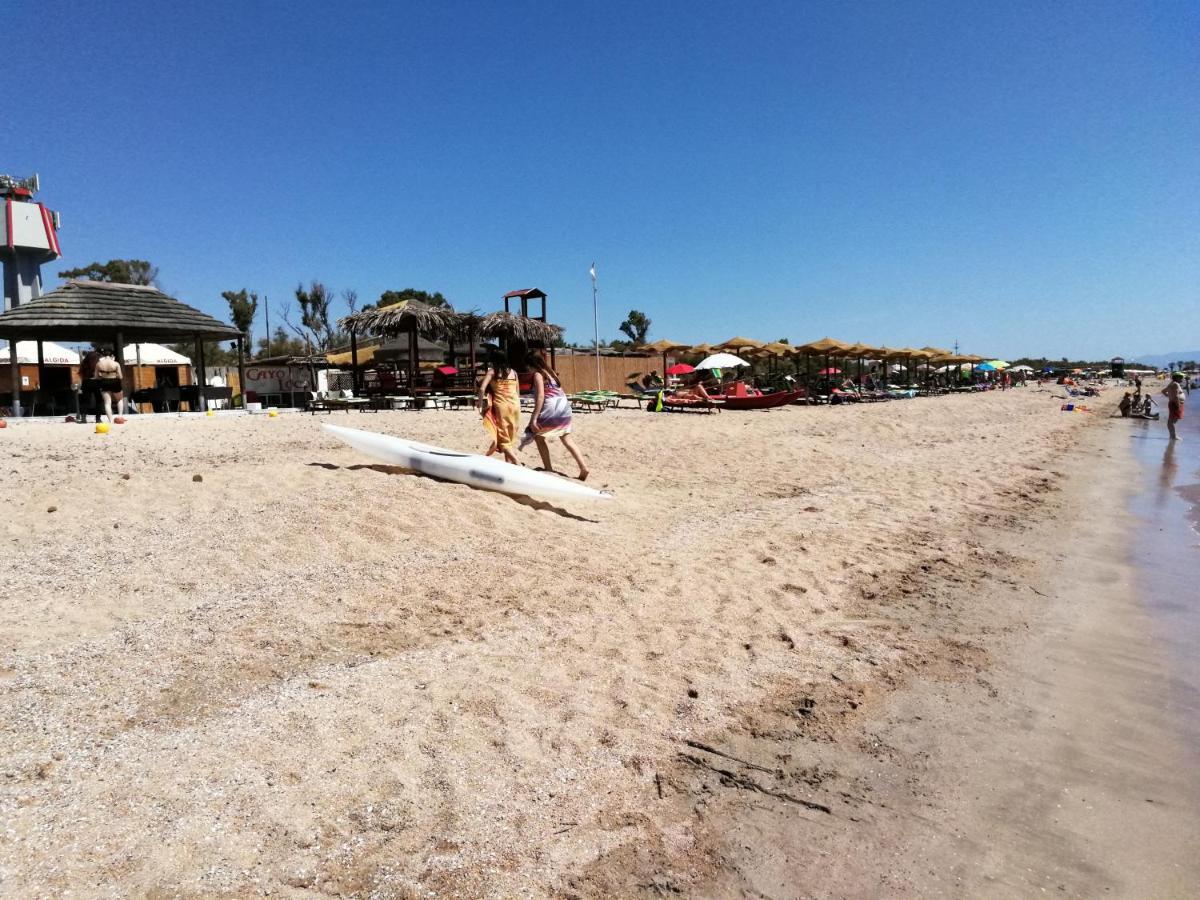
[477,349,521,464]
[94,348,124,424]
[1162,372,1185,441]
[78,349,103,423]
[520,348,589,480]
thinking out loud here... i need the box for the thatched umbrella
[477,311,564,347]
[338,299,459,389]
[843,342,876,383]
[889,347,934,387]
[642,338,688,381]
[717,336,763,353]
[795,336,854,390]
[747,341,795,377]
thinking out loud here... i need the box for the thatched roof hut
[338,299,461,385]
[0,280,240,343]
[0,280,242,414]
[337,299,459,339]
[478,311,563,345]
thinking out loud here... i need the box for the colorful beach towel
[482,376,521,453]
[520,377,573,448]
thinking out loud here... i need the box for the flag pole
[590,262,600,390]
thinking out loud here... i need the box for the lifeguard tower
[502,287,548,321]
[1,173,62,311]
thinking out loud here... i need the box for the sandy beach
[2,388,1197,897]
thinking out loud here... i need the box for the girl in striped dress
[519,349,589,480]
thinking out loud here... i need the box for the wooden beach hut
[0,280,241,415]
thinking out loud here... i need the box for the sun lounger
[569,393,609,413]
[308,391,332,414]
[659,394,718,413]
[325,389,373,412]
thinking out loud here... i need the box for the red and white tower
[1,173,62,311]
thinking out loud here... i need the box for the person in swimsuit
[519,348,589,480]
[94,347,124,424]
[78,350,103,422]
[477,349,521,464]
[1162,372,1185,441]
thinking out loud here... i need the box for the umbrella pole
[408,322,417,393]
[236,335,246,408]
[350,328,359,393]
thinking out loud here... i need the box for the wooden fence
[553,353,671,395]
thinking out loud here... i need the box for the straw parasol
[794,337,855,386]
[716,336,763,353]
[477,311,564,347]
[750,341,795,357]
[339,299,460,387]
[795,336,853,355]
[642,338,689,380]
[843,342,880,381]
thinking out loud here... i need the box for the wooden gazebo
[0,280,242,415]
[337,299,459,390]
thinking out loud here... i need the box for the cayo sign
[244,366,314,393]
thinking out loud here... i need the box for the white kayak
[322,423,613,503]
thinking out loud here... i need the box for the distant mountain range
[1129,350,1200,369]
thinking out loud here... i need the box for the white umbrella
[694,352,751,370]
[1009,364,1034,372]
[123,343,191,365]
[0,340,80,365]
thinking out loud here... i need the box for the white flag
[589,262,597,281]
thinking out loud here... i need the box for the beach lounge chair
[308,391,332,414]
[326,389,372,412]
[569,392,609,413]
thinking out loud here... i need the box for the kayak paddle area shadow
[307,461,600,523]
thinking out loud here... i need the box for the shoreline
[675,403,1200,897]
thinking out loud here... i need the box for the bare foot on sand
[578,468,589,481]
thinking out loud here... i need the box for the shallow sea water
[1128,391,1200,752]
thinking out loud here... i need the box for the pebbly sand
[2,388,1196,897]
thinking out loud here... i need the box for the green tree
[619,310,651,345]
[222,289,258,350]
[58,259,158,285]
[256,327,308,359]
[378,288,451,309]
[286,281,341,351]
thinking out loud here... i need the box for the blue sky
[6,0,1198,359]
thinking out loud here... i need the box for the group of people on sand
[476,347,589,480]
[1119,373,1187,441]
[77,347,125,424]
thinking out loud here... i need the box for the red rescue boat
[721,389,806,409]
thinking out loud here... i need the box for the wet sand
[1,388,1197,897]
[1128,401,1200,755]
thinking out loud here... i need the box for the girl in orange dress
[478,350,521,464]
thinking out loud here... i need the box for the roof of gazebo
[338,299,459,337]
[0,280,241,342]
